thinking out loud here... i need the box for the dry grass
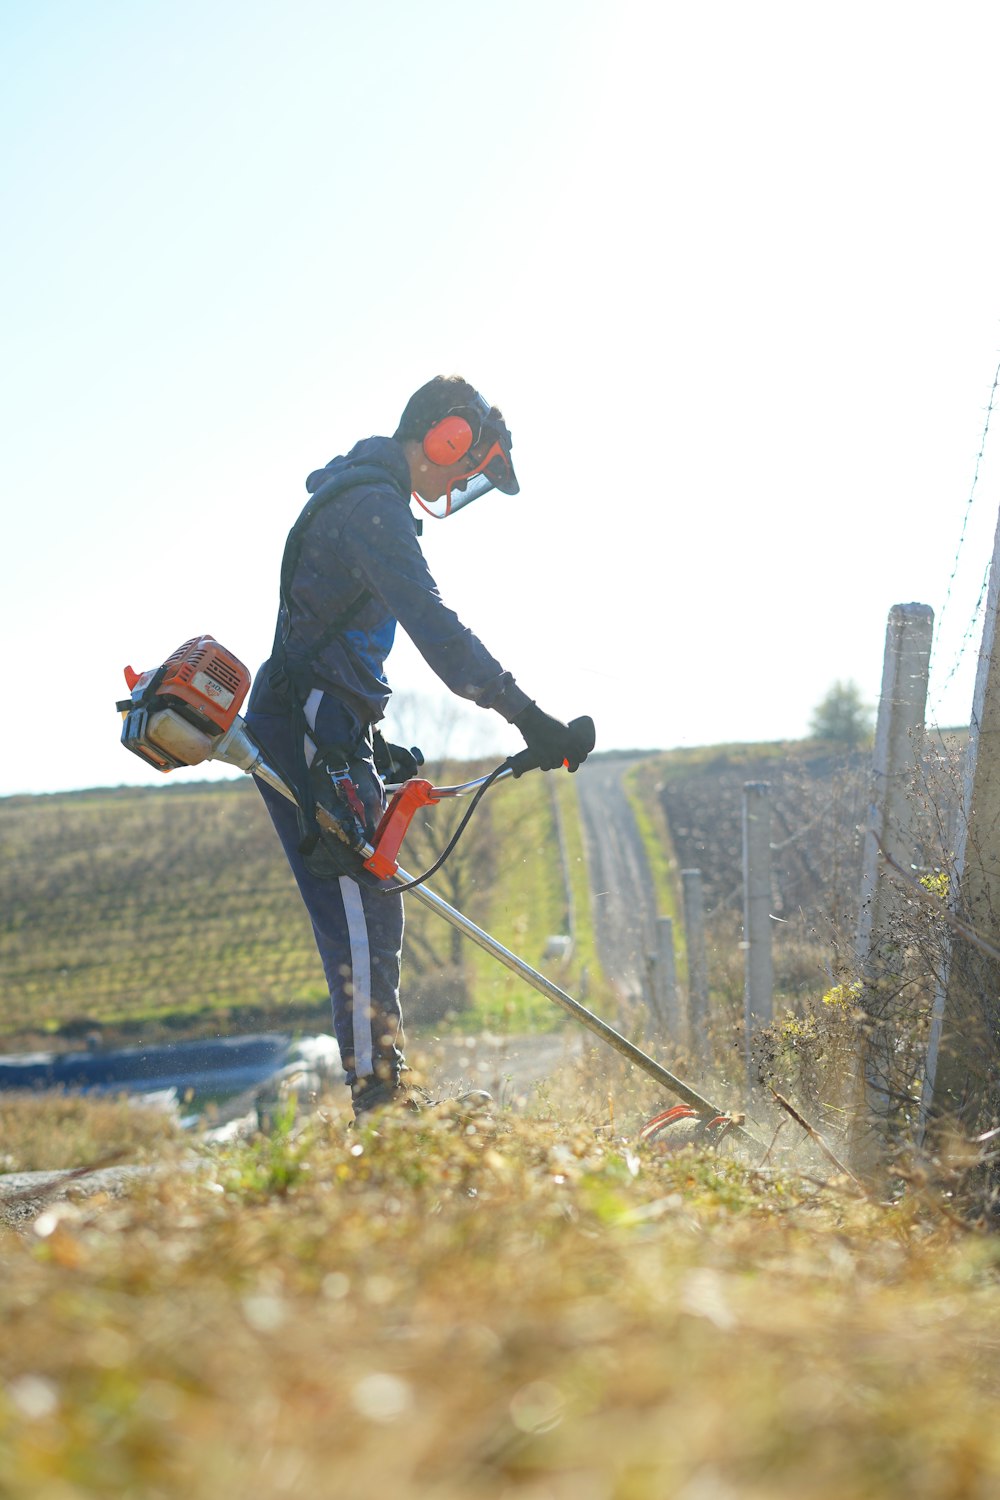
[2,1072,1000,1499]
[4,740,1000,1497]
[0,1090,183,1174]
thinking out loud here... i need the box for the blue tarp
[0,1034,293,1098]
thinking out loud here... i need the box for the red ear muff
[423,414,474,466]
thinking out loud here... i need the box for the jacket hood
[305,436,410,496]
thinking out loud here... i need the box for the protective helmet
[416,390,519,519]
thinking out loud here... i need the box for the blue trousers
[244,688,405,1092]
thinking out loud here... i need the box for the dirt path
[575,756,661,1008]
[425,756,665,1093]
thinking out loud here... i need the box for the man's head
[395,375,519,518]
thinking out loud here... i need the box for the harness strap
[267,461,407,851]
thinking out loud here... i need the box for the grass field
[0,781,327,1044]
[0,767,601,1050]
[458,771,605,1032]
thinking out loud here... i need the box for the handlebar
[385,715,597,796]
[504,714,597,780]
[369,713,596,882]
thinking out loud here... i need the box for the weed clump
[0,1088,182,1174]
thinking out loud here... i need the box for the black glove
[512,702,592,775]
[372,731,424,782]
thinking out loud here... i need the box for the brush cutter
[638,1105,735,1151]
[117,635,754,1146]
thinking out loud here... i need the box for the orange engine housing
[124,636,251,734]
[120,636,252,772]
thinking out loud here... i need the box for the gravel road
[575,756,661,1008]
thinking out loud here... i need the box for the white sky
[3,0,1000,796]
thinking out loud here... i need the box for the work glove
[512,702,592,776]
[372,730,425,782]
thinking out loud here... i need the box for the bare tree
[809,680,874,748]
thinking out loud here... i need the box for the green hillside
[0,768,598,1050]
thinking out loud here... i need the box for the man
[245,375,592,1118]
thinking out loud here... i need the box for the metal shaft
[399,866,755,1139]
[222,727,754,1141]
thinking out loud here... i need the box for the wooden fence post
[742,782,774,1085]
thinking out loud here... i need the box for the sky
[3,0,1000,797]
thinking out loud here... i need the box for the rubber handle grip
[506,714,596,778]
[571,714,596,754]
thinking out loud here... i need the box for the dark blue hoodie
[254,436,531,728]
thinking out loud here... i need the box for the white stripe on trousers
[302,687,375,1079]
[339,878,373,1077]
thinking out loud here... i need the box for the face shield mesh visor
[418,436,520,520]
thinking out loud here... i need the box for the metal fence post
[856,603,934,966]
[742,782,773,1085]
[923,500,1000,1132]
[854,602,933,1130]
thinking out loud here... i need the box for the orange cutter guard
[364,778,442,881]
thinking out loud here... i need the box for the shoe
[351,1077,493,1123]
